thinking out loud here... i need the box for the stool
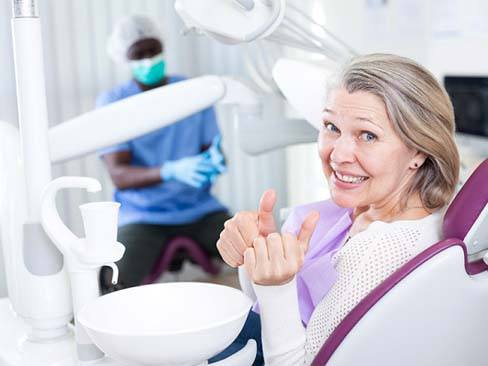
[142,236,220,284]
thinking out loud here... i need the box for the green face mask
[130,53,166,86]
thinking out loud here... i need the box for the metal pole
[12,0,38,18]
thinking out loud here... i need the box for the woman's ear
[410,151,427,170]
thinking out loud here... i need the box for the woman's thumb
[258,189,277,235]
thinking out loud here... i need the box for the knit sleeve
[253,278,307,366]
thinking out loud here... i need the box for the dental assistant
[96,15,230,292]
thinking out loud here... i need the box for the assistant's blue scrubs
[97,75,226,226]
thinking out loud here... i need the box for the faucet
[40,176,125,363]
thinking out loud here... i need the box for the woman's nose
[330,136,356,164]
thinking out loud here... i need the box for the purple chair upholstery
[142,236,220,285]
[312,159,488,366]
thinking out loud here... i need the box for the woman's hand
[217,211,259,267]
[216,189,278,267]
[243,211,319,286]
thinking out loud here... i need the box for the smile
[333,171,369,184]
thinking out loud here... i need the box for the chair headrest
[443,159,488,241]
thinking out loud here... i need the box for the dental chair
[143,236,220,284]
[312,159,488,366]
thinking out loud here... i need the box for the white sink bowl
[78,282,252,366]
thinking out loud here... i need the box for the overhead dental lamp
[175,0,355,58]
[175,0,356,128]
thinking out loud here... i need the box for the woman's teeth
[334,171,368,184]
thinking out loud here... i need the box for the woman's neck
[350,193,431,236]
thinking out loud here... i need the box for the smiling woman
[323,54,459,217]
[213,53,461,366]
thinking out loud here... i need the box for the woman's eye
[323,121,339,133]
[360,131,377,142]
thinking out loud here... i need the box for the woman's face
[318,87,421,209]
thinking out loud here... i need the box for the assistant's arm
[103,150,162,190]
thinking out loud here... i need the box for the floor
[156,259,241,289]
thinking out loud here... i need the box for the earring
[414,162,419,168]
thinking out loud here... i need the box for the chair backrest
[312,159,488,366]
[443,159,488,256]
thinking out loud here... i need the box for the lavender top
[254,200,353,325]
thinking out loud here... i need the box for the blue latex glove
[160,153,215,188]
[205,134,227,181]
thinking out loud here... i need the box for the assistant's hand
[216,189,278,267]
[160,153,214,188]
[207,134,226,175]
[244,211,319,286]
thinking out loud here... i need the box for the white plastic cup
[79,202,120,251]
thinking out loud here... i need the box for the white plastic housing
[40,177,125,363]
[49,75,226,163]
[11,17,51,221]
[328,246,488,365]
[273,58,331,130]
[175,0,285,43]
[0,122,72,339]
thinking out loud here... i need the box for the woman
[214,54,460,365]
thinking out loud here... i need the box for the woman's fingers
[247,234,304,286]
[223,220,248,253]
[235,211,259,247]
[258,189,277,236]
[253,236,269,263]
[216,238,243,267]
[282,232,303,265]
[266,233,284,262]
[297,211,320,253]
[217,219,248,267]
[217,245,239,267]
[243,247,256,279]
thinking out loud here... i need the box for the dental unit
[0,0,268,365]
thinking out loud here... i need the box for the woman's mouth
[331,170,369,188]
[335,171,368,183]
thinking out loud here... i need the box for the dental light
[176,0,354,57]
[175,0,356,131]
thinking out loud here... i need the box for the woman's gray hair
[329,53,460,210]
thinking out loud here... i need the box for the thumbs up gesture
[217,188,319,286]
[257,189,278,236]
[244,199,319,286]
[216,189,277,268]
